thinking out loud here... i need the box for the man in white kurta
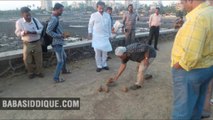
[88,1,112,72]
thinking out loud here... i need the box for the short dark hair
[96,1,105,8]
[20,7,31,13]
[53,3,64,10]
[156,7,160,11]
[106,7,112,11]
[128,4,133,8]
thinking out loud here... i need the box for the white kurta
[88,12,112,52]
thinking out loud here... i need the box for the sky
[0,0,178,10]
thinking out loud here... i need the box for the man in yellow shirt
[202,1,213,119]
[171,0,213,119]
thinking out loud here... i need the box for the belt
[28,40,40,43]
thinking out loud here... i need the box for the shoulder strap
[32,18,39,30]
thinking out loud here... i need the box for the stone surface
[1,40,210,119]
[121,86,128,93]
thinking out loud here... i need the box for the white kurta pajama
[88,12,112,68]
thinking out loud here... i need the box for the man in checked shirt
[110,43,156,90]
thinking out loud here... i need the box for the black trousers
[148,26,159,49]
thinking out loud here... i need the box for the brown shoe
[28,74,36,79]
[36,73,44,78]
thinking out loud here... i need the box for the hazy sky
[0,0,178,10]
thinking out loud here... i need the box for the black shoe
[36,73,44,78]
[144,74,152,80]
[54,78,65,83]
[201,112,211,119]
[28,74,36,79]
[96,68,102,72]
[102,66,109,70]
[107,56,112,59]
[129,85,141,90]
[62,69,71,74]
[201,115,210,119]
[107,56,112,61]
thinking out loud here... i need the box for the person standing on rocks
[171,0,213,119]
[46,3,71,83]
[15,7,44,79]
[88,1,112,72]
[148,7,161,51]
[122,4,139,46]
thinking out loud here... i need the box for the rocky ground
[0,41,213,119]
[0,41,172,119]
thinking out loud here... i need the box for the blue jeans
[172,66,213,120]
[52,45,67,81]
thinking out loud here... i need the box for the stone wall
[0,31,177,77]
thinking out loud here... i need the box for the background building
[41,0,52,11]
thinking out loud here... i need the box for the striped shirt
[171,2,213,71]
[46,15,64,46]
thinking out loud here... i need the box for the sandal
[129,84,141,90]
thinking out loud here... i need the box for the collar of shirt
[153,13,161,17]
[51,14,59,20]
[96,11,107,16]
[186,2,209,20]
[22,17,33,24]
[128,11,135,15]
[156,13,160,16]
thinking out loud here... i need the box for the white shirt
[15,17,43,42]
[113,20,123,33]
[149,13,161,27]
[88,12,112,52]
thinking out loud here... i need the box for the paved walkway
[0,41,212,119]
